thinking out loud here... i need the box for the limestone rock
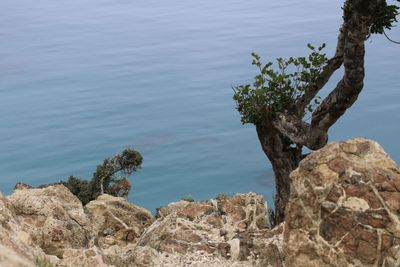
[57,246,108,267]
[121,245,161,267]
[0,193,54,267]
[136,192,283,265]
[85,194,155,249]
[8,185,93,257]
[284,138,400,267]
[156,200,191,218]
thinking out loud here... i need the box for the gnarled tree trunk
[256,124,302,224]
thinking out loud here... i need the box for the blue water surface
[1,0,399,212]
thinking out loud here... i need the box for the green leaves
[369,2,399,35]
[61,148,143,204]
[344,0,399,37]
[233,44,328,126]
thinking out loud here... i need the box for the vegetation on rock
[61,148,142,204]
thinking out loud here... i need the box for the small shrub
[181,195,195,202]
[233,44,328,126]
[60,148,142,205]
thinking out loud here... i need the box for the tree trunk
[256,124,302,225]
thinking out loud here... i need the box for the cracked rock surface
[135,193,283,266]
[1,138,399,266]
[284,138,400,267]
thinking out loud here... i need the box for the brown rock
[0,193,56,267]
[284,138,400,267]
[85,194,155,249]
[57,247,107,267]
[177,202,214,221]
[156,201,190,218]
[136,192,281,264]
[8,185,93,257]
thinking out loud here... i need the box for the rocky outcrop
[284,138,400,267]
[0,192,55,267]
[85,194,154,248]
[0,184,280,267]
[1,138,399,267]
[9,185,93,258]
[56,247,108,267]
[1,185,155,267]
[134,193,283,266]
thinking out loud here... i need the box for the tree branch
[295,23,348,113]
[272,113,327,150]
[311,0,374,131]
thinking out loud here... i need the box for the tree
[62,148,143,204]
[233,0,399,225]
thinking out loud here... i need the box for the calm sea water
[1,0,399,212]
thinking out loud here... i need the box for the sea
[1,0,399,212]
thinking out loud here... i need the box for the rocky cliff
[0,138,399,266]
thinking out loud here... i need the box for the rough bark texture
[256,0,388,224]
[311,0,370,131]
[256,125,302,224]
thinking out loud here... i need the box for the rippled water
[1,0,399,212]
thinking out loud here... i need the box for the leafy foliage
[62,176,92,204]
[344,0,399,37]
[369,1,399,35]
[233,44,328,126]
[62,148,143,204]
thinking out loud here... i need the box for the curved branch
[272,113,327,150]
[295,23,348,113]
[311,0,374,131]
[274,0,386,150]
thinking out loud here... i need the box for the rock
[7,138,399,266]
[135,192,282,265]
[0,193,55,267]
[57,247,108,267]
[8,185,93,258]
[85,194,155,249]
[237,225,284,266]
[156,200,191,218]
[284,138,400,267]
[121,245,161,267]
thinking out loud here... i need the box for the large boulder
[8,185,94,257]
[284,138,400,266]
[85,194,155,249]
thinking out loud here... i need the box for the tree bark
[256,124,302,225]
[311,1,370,131]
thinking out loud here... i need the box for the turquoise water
[1,0,399,212]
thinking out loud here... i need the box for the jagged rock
[8,185,93,257]
[284,138,400,267]
[122,245,161,267]
[85,194,155,249]
[5,138,399,266]
[56,246,108,267]
[236,225,284,266]
[156,200,192,218]
[135,192,282,265]
[0,193,56,267]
